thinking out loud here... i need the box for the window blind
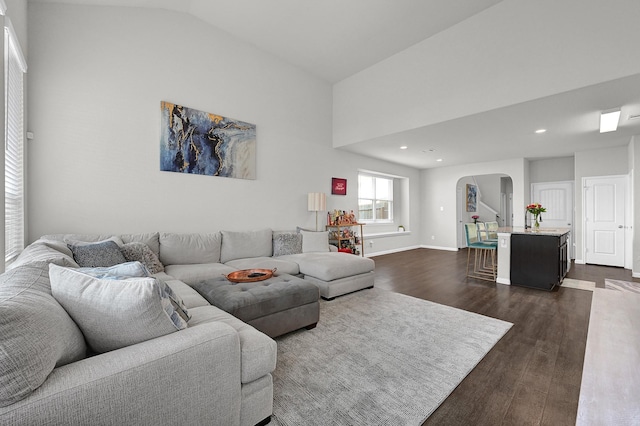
[5,23,26,266]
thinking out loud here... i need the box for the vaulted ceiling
[30,0,640,168]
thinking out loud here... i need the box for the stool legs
[466,247,497,282]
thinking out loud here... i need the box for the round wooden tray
[224,268,277,283]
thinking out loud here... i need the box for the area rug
[270,288,512,425]
[561,278,596,292]
[604,278,640,294]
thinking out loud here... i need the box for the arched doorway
[456,174,513,248]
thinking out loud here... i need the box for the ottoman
[191,273,320,338]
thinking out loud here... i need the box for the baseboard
[632,271,640,278]
[419,244,459,252]
[366,245,421,257]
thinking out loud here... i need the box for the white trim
[366,245,421,257]
[4,18,26,72]
[0,1,7,16]
[419,244,459,252]
[365,231,411,239]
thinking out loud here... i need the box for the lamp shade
[307,192,326,212]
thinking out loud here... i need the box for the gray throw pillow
[0,262,87,407]
[120,242,165,274]
[273,232,303,256]
[68,240,127,267]
[49,264,188,354]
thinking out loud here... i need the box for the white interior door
[532,181,574,258]
[584,176,626,267]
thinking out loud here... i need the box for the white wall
[26,3,421,255]
[421,158,527,250]
[529,157,574,183]
[333,0,640,148]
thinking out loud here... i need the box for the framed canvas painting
[160,101,256,180]
[466,184,477,212]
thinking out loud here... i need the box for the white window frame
[4,16,27,267]
[358,172,394,224]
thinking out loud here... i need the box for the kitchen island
[496,227,571,290]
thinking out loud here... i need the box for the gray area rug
[604,278,640,294]
[270,288,512,425]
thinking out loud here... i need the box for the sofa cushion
[300,230,330,253]
[8,239,79,270]
[159,232,222,265]
[68,240,127,268]
[155,272,210,309]
[220,229,272,263]
[272,232,302,256]
[0,262,87,408]
[281,252,375,282]
[224,257,300,276]
[120,242,165,274]
[120,232,161,257]
[164,263,237,286]
[49,264,187,353]
[188,305,277,384]
[40,233,117,244]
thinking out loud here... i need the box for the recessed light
[535,129,546,134]
[400,146,408,150]
[436,158,443,162]
[600,109,621,133]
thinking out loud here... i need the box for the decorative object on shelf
[332,177,347,195]
[307,192,327,231]
[466,184,477,212]
[526,203,546,230]
[160,101,256,180]
[398,225,405,232]
[326,223,365,256]
[471,215,479,224]
[328,209,357,226]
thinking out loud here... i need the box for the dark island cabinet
[510,232,568,290]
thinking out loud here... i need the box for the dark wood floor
[370,248,636,426]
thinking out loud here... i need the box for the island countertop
[497,226,571,236]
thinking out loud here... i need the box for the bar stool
[477,222,498,243]
[464,223,497,282]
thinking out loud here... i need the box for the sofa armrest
[0,322,242,426]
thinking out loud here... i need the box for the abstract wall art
[466,184,477,212]
[160,101,256,180]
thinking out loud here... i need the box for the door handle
[618,225,624,228]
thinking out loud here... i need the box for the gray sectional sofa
[0,228,375,425]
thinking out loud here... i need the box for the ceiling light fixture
[535,129,546,134]
[600,109,621,133]
[436,158,443,162]
[400,146,408,150]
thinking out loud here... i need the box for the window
[358,173,393,222]
[4,20,26,267]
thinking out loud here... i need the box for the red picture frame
[332,178,347,195]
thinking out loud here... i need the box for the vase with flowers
[471,215,479,224]
[526,203,546,230]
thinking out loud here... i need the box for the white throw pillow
[300,230,330,253]
[49,264,188,354]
